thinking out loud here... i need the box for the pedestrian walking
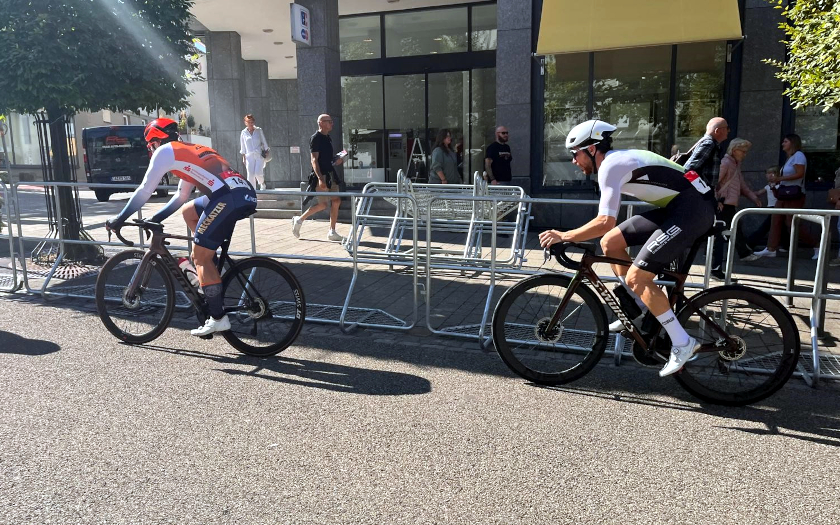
[484,126,513,185]
[429,129,461,184]
[753,133,819,260]
[291,114,345,242]
[711,139,762,279]
[240,114,270,190]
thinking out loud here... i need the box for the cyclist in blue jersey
[539,120,717,376]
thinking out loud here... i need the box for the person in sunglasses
[538,120,716,377]
[484,126,512,185]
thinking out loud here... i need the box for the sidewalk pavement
[2,187,840,384]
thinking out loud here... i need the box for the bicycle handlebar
[547,242,597,271]
[109,219,164,247]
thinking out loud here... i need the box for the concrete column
[268,79,301,187]
[295,0,342,184]
[206,31,245,173]
[496,0,532,191]
[242,59,272,183]
[738,1,787,187]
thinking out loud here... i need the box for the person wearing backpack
[679,117,730,187]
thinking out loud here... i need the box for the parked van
[81,125,170,202]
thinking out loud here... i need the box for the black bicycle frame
[122,227,261,319]
[547,251,735,354]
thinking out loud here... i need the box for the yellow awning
[537,0,743,55]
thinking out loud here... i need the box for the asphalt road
[2,296,840,524]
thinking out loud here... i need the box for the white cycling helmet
[565,120,617,151]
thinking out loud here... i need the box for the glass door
[384,74,426,182]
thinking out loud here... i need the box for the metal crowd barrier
[3,180,839,387]
[727,207,840,387]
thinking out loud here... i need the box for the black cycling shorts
[618,192,715,274]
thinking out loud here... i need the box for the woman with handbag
[240,114,270,190]
[753,134,819,260]
[710,139,763,279]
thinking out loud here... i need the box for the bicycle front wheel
[492,274,609,385]
[676,285,800,406]
[221,257,306,356]
[95,249,175,344]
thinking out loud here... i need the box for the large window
[340,3,497,185]
[543,42,726,188]
[674,42,726,153]
[339,16,381,61]
[796,106,840,184]
[384,7,468,57]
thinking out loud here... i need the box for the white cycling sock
[618,275,647,311]
[656,309,690,347]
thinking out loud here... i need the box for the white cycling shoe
[659,336,698,377]
[191,315,231,337]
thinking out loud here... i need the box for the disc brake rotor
[535,317,563,343]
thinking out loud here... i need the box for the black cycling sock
[203,282,224,319]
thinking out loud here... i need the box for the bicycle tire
[492,273,609,385]
[221,257,306,356]
[95,249,175,344]
[675,285,800,406]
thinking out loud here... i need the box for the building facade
[4,0,839,228]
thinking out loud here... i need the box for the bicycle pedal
[199,334,213,340]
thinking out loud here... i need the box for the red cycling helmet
[144,118,180,144]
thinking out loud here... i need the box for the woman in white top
[240,114,269,190]
[754,133,818,259]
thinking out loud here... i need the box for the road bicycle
[491,229,800,406]
[95,219,305,356]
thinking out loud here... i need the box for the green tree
[764,0,840,111]
[0,0,198,259]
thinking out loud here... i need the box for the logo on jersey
[646,226,682,254]
[196,202,227,234]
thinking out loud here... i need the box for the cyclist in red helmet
[107,118,258,336]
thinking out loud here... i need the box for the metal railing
[3,180,839,386]
[727,207,840,386]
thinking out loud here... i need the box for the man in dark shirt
[683,117,729,187]
[484,126,513,185]
[292,114,345,242]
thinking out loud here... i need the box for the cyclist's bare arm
[539,215,617,248]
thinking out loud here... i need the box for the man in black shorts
[538,120,716,377]
[292,114,345,242]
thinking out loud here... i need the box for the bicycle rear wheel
[492,274,608,385]
[675,285,800,406]
[95,249,175,344]
[221,257,306,356]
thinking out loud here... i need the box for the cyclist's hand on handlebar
[539,229,566,248]
[105,219,120,233]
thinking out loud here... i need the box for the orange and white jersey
[111,141,251,225]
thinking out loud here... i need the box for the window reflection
[674,42,725,152]
[384,8,468,57]
[594,46,671,155]
[340,16,381,61]
[471,4,497,51]
[543,53,589,186]
[342,76,385,184]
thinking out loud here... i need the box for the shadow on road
[131,342,431,397]
[0,330,61,356]
[539,368,840,448]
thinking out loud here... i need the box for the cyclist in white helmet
[539,120,716,376]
